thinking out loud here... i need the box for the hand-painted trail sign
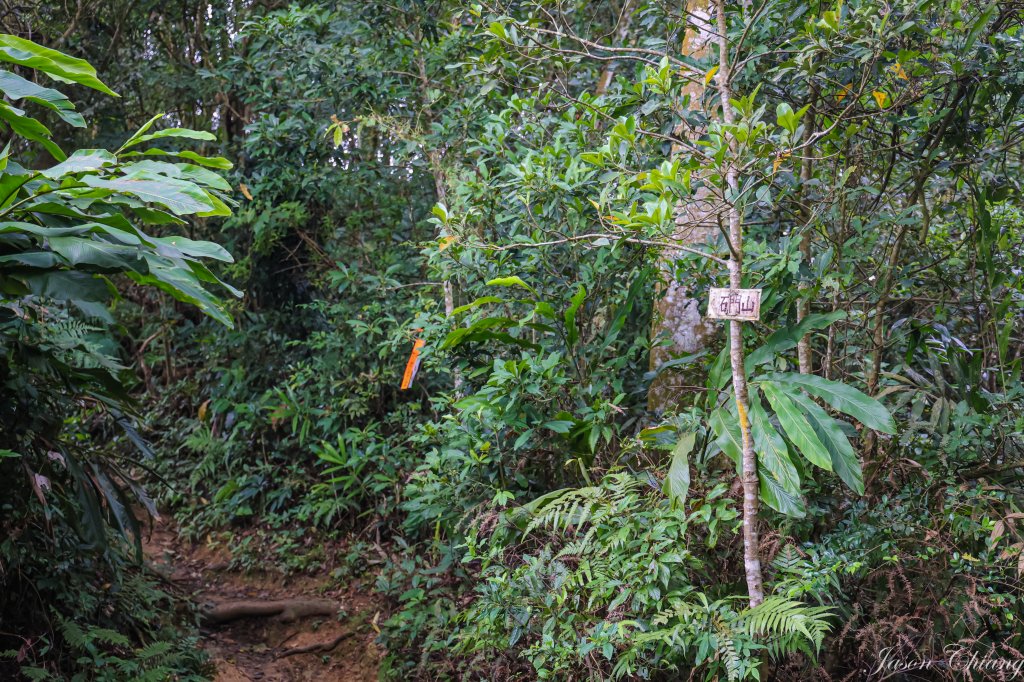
[707,288,762,321]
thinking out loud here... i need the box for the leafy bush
[0,35,233,679]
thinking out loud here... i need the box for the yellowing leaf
[891,62,909,80]
[836,83,852,103]
[239,183,253,200]
[198,399,210,422]
[438,235,457,251]
[704,64,719,86]
[872,90,889,108]
[772,152,791,173]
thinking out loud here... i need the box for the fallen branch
[200,599,339,626]
[276,631,354,659]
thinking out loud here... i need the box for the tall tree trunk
[416,45,461,391]
[647,0,718,411]
[796,87,817,375]
[714,0,764,608]
[595,0,637,96]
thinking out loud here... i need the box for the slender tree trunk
[796,89,816,375]
[715,0,764,608]
[648,0,718,411]
[595,0,637,96]
[416,46,461,391]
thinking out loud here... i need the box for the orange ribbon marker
[400,332,425,390]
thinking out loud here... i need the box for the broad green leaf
[22,270,112,302]
[151,236,232,262]
[48,236,146,271]
[124,127,216,148]
[543,420,574,434]
[664,432,695,508]
[132,206,186,226]
[123,147,232,170]
[776,102,797,133]
[197,191,233,217]
[748,392,801,494]
[787,390,864,495]
[0,69,84,127]
[0,251,59,267]
[41,149,116,179]
[0,221,106,238]
[759,372,896,434]
[451,296,503,315]
[760,381,832,471]
[128,255,231,326]
[710,405,805,516]
[82,174,216,215]
[746,311,846,371]
[710,406,742,472]
[0,101,64,160]
[120,160,232,191]
[185,260,241,298]
[118,113,166,150]
[759,464,807,517]
[488,22,508,41]
[564,285,585,347]
[0,164,30,208]
[442,317,518,348]
[486,275,537,296]
[0,34,116,96]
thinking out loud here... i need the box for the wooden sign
[707,288,762,321]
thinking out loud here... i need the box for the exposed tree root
[276,631,354,658]
[201,599,339,625]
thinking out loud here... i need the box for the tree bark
[714,0,764,608]
[796,91,816,375]
[647,0,718,411]
[416,45,461,392]
[595,0,638,96]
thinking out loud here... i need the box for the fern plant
[629,593,832,681]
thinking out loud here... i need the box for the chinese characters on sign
[706,288,762,321]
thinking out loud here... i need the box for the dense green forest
[1,0,1023,679]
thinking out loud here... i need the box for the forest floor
[144,518,381,681]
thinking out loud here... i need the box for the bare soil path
[144,519,380,681]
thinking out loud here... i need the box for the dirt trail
[144,520,380,681]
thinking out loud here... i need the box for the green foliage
[456,473,830,680]
[12,0,1023,680]
[0,34,231,680]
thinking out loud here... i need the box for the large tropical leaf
[128,255,232,327]
[47,236,146,272]
[760,381,832,471]
[82,174,216,216]
[758,372,896,434]
[41,149,117,179]
[123,147,232,170]
[0,101,65,160]
[748,392,801,495]
[0,34,117,96]
[664,431,694,508]
[786,390,865,495]
[746,311,846,371]
[0,69,84,127]
[758,465,807,517]
[711,404,807,517]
